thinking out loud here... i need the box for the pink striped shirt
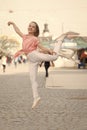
[14,35,39,58]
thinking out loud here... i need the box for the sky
[0,0,87,41]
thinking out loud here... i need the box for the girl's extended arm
[38,43,55,55]
[8,21,23,37]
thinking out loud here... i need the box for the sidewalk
[46,68,87,89]
[0,64,87,130]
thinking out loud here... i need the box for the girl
[8,21,72,108]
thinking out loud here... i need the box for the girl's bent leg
[53,34,66,54]
[53,40,63,54]
[28,50,58,62]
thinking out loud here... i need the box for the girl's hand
[8,21,14,26]
[48,50,57,55]
[52,51,57,55]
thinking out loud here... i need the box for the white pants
[27,41,62,99]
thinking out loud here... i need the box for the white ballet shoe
[32,97,41,109]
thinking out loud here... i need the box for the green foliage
[0,35,20,56]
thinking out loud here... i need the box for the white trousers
[27,41,62,99]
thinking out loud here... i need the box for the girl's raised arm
[8,21,24,37]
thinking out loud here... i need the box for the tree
[0,35,20,57]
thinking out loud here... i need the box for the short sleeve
[34,37,40,46]
[22,35,27,40]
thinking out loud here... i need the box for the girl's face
[28,22,36,35]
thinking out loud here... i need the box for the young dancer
[7,21,75,108]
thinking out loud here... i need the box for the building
[39,23,52,44]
